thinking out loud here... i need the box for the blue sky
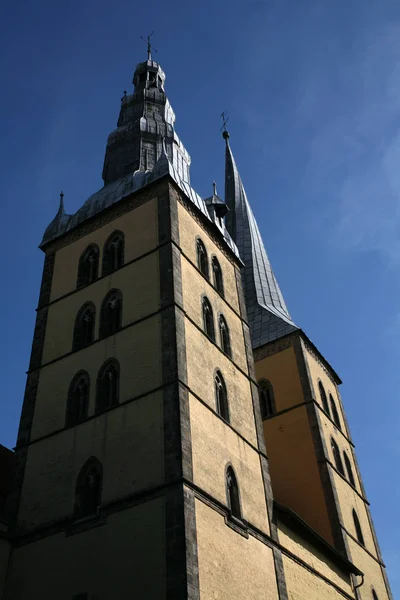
[1,0,399,592]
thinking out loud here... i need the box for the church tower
[3,50,393,600]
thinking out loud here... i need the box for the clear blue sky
[1,0,399,592]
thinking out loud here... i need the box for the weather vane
[141,31,157,61]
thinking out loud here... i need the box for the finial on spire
[221,111,230,140]
[57,190,65,215]
[141,31,157,61]
[212,181,217,196]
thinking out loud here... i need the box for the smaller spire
[212,181,217,196]
[58,190,65,214]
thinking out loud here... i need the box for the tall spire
[224,132,298,347]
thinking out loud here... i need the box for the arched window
[73,303,95,351]
[318,381,330,416]
[215,371,229,422]
[77,244,99,289]
[258,379,275,419]
[202,297,215,341]
[372,589,379,600]
[343,452,356,487]
[352,509,365,546]
[96,360,120,414]
[99,289,122,338]
[331,437,345,476]
[329,394,341,430]
[226,466,241,520]
[66,371,89,427]
[212,256,224,295]
[196,239,209,278]
[219,315,231,357]
[102,231,124,276]
[73,457,102,520]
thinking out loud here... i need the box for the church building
[0,49,394,599]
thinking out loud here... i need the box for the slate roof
[224,133,298,347]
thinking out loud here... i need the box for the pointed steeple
[223,131,298,347]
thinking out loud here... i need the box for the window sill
[225,513,248,538]
[66,508,106,537]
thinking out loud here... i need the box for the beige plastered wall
[49,198,159,303]
[256,350,334,544]
[195,498,278,600]
[277,519,353,596]
[347,537,390,600]
[176,201,240,314]
[190,395,269,534]
[6,499,165,600]
[18,390,164,531]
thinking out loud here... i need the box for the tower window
[215,371,229,422]
[343,452,356,487]
[258,379,275,419]
[96,360,120,414]
[102,231,124,276]
[329,394,342,430]
[73,303,95,351]
[372,589,379,600]
[66,371,89,428]
[330,437,345,476]
[99,289,122,338]
[212,256,224,295]
[74,458,102,521]
[219,315,231,357]
[226,466,241,520]
[318,381,330,416]
[77,245,99,289]
[196,239,209,278]
[352,509,365,546]
[202,297,215,341]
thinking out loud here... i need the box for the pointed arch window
[219,315,231,357]
[73,457,102,520]
[331,437,345,476]
[343,452,356,487]
[215,371,229,422]
[99,289,122,338]
[352,509,365,546]
[96,360,120,414]
[212,256,224,295]
[73,303,95,351]
[372,589,379,600]
[318,381,330,416]
[202,297,215,341]
[258,379,275,419]
[102,231,124,276]
[329,394,341,430]
[77,245,99,289]
[66,371,89,427]
[196,239,209,278]
[226,466,241,520]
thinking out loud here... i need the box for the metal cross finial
[212,181,217,196]
[220,111,229,132]
[141,31,157,61]
[60,190,64,200]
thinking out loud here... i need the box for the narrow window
[74,458,102,520]
[99,289,122,338]
[331,437,345,476]
[372,589,379,600]
[352,509,365,546]
[66,372,89,427]
[96,360,120,414]
[318,381,330,416]
[202,297,215,341]
[226,466,241,520]
[77,245,99,289]
[215,371,229,422]
[343,452,356,487]
[196,239,209,278]
[219,315,231,357]
[258,379,275,419]
[212,256,224,295]
[102,231,124,276]
[329,394,341,430]
[73,303,95,351]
